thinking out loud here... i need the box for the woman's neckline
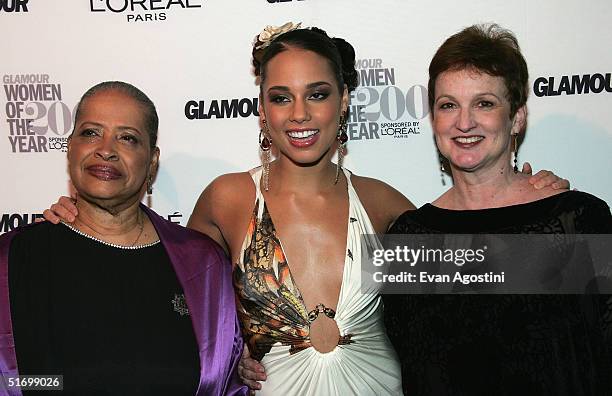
[427,190,573,213]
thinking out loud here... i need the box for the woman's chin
[78,189,143,209]
[449,158,483,173]
[281,148,334,167]
[78,188,124,201]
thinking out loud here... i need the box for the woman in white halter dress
[233,168,402,395]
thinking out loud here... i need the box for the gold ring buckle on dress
[307,303,336,322]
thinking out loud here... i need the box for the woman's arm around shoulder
[350,175,416,234]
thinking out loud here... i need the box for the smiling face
[432,68,525,174]
[259,47,348,166]
[68,89,159,211]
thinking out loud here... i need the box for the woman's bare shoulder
[351,174,415,207]
[205,171,255,200]
[189,171,255,232]
[350,173,416,230]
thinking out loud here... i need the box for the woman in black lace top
[383,24,612,395]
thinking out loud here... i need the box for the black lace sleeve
[572,193,612,233]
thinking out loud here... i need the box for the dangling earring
[438,152,447,186]
[259,120,272,191]
[146,175,153,195]
[512,133,519,173]
[334,113,348,184]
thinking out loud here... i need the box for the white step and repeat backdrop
[1,0,611,232]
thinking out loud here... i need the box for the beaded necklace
[61,221,160,250]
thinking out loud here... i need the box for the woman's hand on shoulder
[42,195,78,224]
[522,162,570,190]
[187,172,254,253]
[351,175,416,233]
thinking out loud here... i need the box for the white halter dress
[233,168,402,395]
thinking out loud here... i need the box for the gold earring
[259,120,272,191]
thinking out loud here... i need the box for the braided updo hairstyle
[253,27,359,94]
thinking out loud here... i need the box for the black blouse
[384,191,612,396]
[9,222,200,395]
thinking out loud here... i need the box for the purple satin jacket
[0,205,247,396]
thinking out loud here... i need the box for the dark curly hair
[253,27,359,94]
[428,24,529,117]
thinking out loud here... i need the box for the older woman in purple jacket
[0,82,246,396]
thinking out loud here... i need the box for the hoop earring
[146,175,153,195]
[334,114,348,184]
[259,120,272,191]
[512,133,519,173]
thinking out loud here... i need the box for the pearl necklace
[61,221,160,250]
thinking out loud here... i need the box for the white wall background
[1,0,611,231]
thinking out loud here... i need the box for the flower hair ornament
[254,22,302,50]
